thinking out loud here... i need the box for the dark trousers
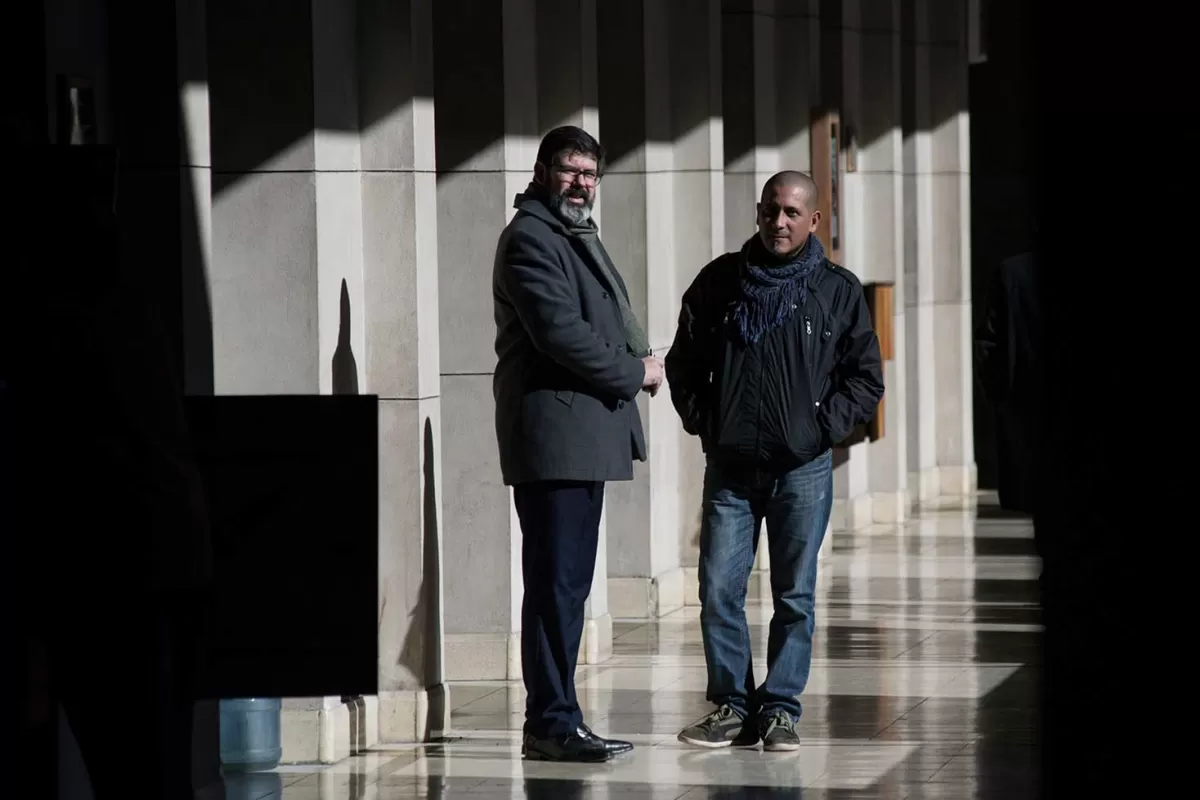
[513,479,604,738]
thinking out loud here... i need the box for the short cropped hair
[536,126,606,177]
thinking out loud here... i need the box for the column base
[832,494,873,531]
[871,490,911,524]
[281,695,379,764]
[379,686,450,743]
[907,464,979,504]
[937,463,978,496]
[444,617,614,681]
[444,632,521,681]
[608,567,687,619]
[579,612,613,664]
[909,466,941,504]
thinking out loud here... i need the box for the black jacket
[492,191,648,485]
[665,236,884,472]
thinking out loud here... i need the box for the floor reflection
[231,496,1039,799]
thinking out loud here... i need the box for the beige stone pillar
[597,0,723,619]
[358,0,448,743]
[203,0,333,762]
[533,0,613,665]
[437,0,612,680]
[817,0,873,532]
[927,0,976,498]
[856,0,910,523]
[903,0,975,504]
[434,0,524,682]
[902,0,940,504]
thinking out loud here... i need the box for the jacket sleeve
[665,270,712,437]
[817,284,885,445]
[500,226,646,401]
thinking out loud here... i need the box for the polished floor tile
[229,499,1040,799]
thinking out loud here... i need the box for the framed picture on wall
[809,108,843,265]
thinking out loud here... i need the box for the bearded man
[491,126,664,762]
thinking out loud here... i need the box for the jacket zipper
[803,313,827,409]
[802,313,815,392]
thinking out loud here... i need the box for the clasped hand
[641,355,665,397]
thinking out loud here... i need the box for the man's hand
[641,355,665,397]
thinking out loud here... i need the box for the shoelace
[761,713,790,737]
[704,706,736,729]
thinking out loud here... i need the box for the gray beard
[550,193,593,226]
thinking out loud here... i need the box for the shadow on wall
[396,417,445,740]
[332,278,359,395]
[422,417,445,735]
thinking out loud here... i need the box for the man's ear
[533,161,547,185]
[809,209,822,233]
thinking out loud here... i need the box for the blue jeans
[697,450,833,721]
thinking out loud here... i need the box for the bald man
[665,171,883,751]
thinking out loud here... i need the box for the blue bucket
[218,698,282,774]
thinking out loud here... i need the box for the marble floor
[229,494,1041,799]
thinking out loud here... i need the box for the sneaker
[678,705,747,748]
[759,710,800,752]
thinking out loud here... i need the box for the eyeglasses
[551,164,600,186]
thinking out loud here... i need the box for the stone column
[597,0,722,619]
[436,0,530,682]
[724,0,776,254]
[438,0,614,679]
[358,0,448,743]
[669,0,725,604]
[207,0,320,396]
[901,0,939,504]
[207,0,330,763]
[532,0,612,665]
[717,0,825,588]
[926,0,975,498]
[819,0,873,532]
[204,0,448,758]
[857,0,910,523]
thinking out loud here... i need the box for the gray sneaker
[759,710,800,752]
[678,705,749,748]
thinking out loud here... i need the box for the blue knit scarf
[732,234,826,345]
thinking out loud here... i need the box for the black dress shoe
[522,731,610,762]
[578,723,634,755]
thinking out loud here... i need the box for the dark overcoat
[492,191,648,485]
